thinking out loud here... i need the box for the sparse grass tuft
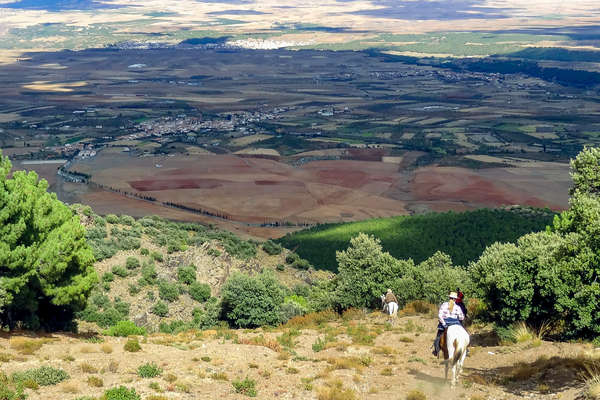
[123,339,142,352]
[380,367,393,376]
[210,372,228,381]
[137,362,163,378]
[87,376,104,387]
[80,362,99,373]
[101,343,113,354]
[317,379,357,400]
[232,377,257,397]
[406,389,427,400]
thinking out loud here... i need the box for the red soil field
[69,153,571,235]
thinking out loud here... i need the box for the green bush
[221,271,285,328]
[158,280,180,302]
[112,266,128,278]
[139,262,157,286]
[151,301,169,317]
[140,248,149,256]
[137,362,162,378]
[232,377,257,397]
[101,386,141,400]
[177,266,196,285]
[276,264,285,271]
[126,257,140,270]
[262,240,282,255]
[105,214,119,224]
[207,248,221,257]
[123,339,141,353]
[128,284,141,296]
[119,215,135,226]
[103,321,146,337]
[114,299,130,317]
[150,251,163,262]
[12,366,69,386]
[102,272,115,283]
[189,282,211,303]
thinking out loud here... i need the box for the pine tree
[0,152,97,330]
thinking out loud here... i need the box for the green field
[277,208,554,271]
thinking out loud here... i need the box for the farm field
[65,151,570,234]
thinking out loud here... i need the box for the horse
[440,324,470,387]
[380,294,398,323]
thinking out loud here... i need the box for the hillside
[277,207,555,271]
[0,310,591,399]
[74,206,329,333]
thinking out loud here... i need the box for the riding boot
[432,330,442,357]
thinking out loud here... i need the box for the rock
[133,312,149,327]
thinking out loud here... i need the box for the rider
[455,288,467,318]
[383,288,398,312]
[432,291,465,357]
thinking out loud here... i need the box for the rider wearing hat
[432,291,465,357]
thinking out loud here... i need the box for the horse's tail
[452,338,465,364]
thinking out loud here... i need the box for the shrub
[123,339,141,352]
[232,377,257,397]
[137,362,162,378]
[119,215,135,226]
[151,301,169,317]
[102,272,115,283]
[112,266,128,278]
[101,386,141,400]
[140,262,158,286]
[221,271,285,328]
[126,257,140,270]
[105,214,119,224]
[158,280,180,302]
[12,366,69,386]
[104,321,146,337]
[128,284,141,296]
[189,282,211,303]
[150,251,163,262]
[207,248,221,257]
[177,266,196,285]
[276,264,285,271]
[262,240,282,255]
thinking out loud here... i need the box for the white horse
[380,294,398,323]
[443,324,470,387]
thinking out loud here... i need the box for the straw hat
[449,291,458,299]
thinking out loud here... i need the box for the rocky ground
[0,312,592,400]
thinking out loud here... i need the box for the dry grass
[399,301,437,317]
[238,335,281,352]
[326,356,371,372]
[87,376,103,387]
[80,362,99,373]
[100,343,113,354]
[282,310,338,329]
[317,379,358,400]
[406,389,427,400]
[9,337,52,355]
[79,345,95,353]
[60,383,79,394]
